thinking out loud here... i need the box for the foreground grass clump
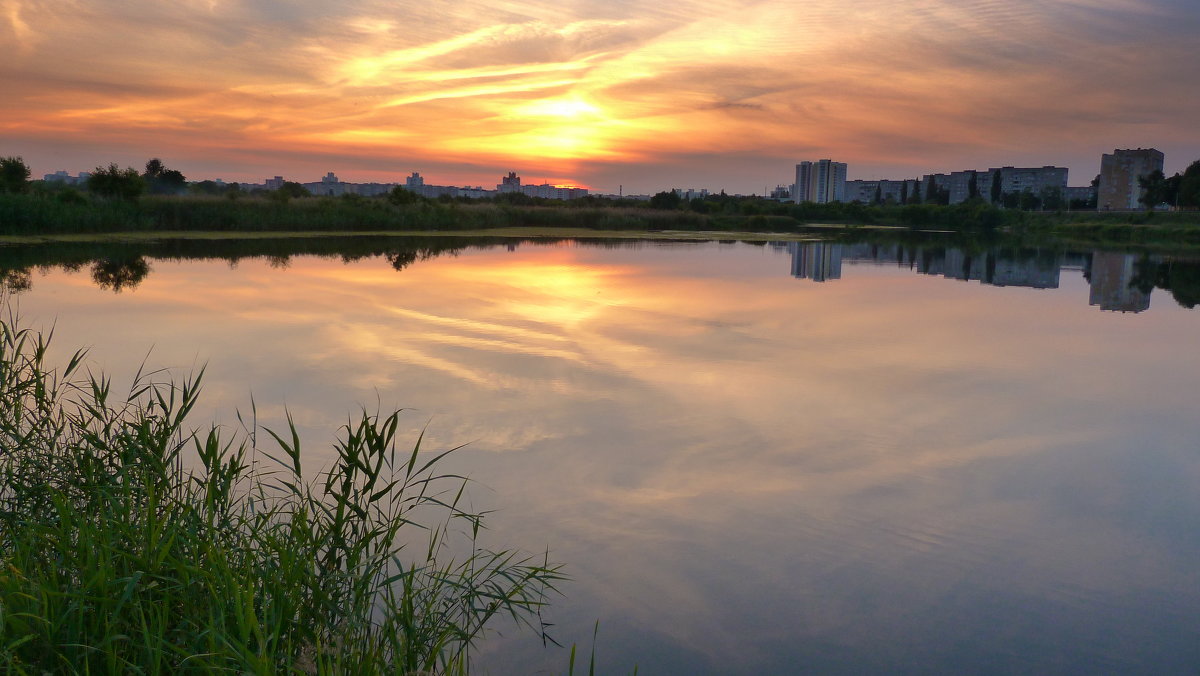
[0,316,564,674]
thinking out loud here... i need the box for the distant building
[301,171,395,197]
[1097,148,1164,210]
[1065,185,1096,207]
[493,172,587,199]
[520,183,589,200]
[405,172,424,189]
[673,188,709,201]
[793,159,847,204]
[497,171,521,193]
[264,176,285,190]
[845,179,908,204]
[42,170,90,186]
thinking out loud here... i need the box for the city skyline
[2,1,1198,193]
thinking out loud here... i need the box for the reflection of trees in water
[1134,257,1200,309]
[91,257,151,293]
[385,247,462,271]
[2,269,32,292]
[0,236,1197,310]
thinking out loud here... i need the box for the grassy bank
[0,193,710,236]
[2,192,1198,246]
[0,312,564,674]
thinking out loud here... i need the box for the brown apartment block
[1097,148,1164,210]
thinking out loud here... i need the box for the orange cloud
[1,0,1197,190]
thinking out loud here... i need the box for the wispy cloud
[1,0,1197,189]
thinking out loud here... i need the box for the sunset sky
[2,0,1197,193]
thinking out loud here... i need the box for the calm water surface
[8,238,1200,674]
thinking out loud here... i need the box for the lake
[5,234,1199,674]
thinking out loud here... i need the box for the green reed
[0,312,565,674]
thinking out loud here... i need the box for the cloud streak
[1,0,1197,190]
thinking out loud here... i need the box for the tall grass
[0,311,565,674]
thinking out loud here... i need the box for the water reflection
[6,238,1200,674]
[781,241,1200,312]
[3,235,1199,315]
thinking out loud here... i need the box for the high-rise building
[793,159,847,203]
[497,171,521,193]
[1097,148,1164,210]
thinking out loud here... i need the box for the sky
[2,0,1198,194]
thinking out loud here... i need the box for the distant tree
[388,186,420,205]
[190,180,223,196]
[649,190,683,210]
[1018,190,1041,211]
[1001,191,1020,209]
[688,197,709,213]
[967,172,979,200]
[990,171,1002,204]
[900,182,909,205]
[909,180,921,205]
[872,185,882,206]
[1138,169,1168,209]
[142,158,187,195]
[87,163,145,201]
[280,181,309,198]
[1177,160,1200,208]
[925,177,937,203]
[1041,187,1064,211]
[0,156,31,194]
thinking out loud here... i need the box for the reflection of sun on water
[457,261,627,328]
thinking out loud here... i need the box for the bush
[0,157,31,194]
[0,314,564,673]
[87,163,146,202]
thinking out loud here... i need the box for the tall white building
[793,159,847,203]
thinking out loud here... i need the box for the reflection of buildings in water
[773,242,1173,313]
[942,249,987,282]
[788,242,843,282]
[1088,251,1151,313]
[991,256,1060,289]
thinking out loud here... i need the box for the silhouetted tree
[280,181,309,198]
[1040,187,1064,211]
[649,190,682,210]
[1138,169,1168,209]
[143,158,186,195]
[87,164,145,201]
[900,182,909,205]
[990,171,1002,204]
[190,180,223,195]
[0,156,31,194]
[968,172,979,200]
[1177,160,1200,208]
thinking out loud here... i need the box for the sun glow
[516,98,603,120]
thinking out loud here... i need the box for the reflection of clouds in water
[10,243,1200,674]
